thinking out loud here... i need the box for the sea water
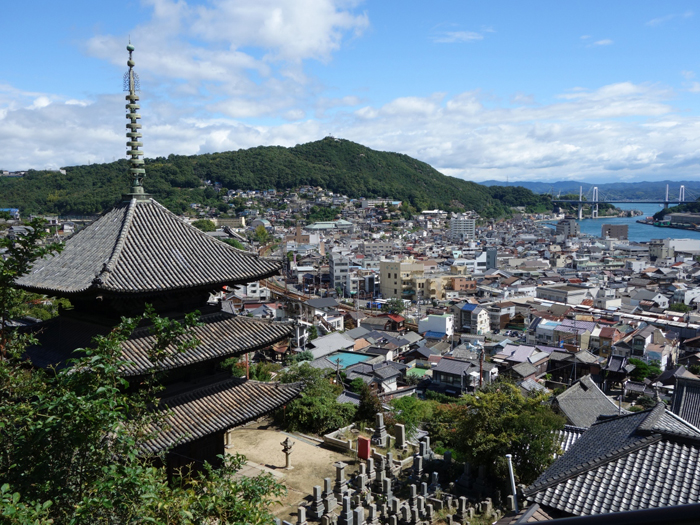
[573,203,700,243]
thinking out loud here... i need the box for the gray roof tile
[143,378,302,453]
[525,404,700,516]
[16,198,281,295]
[555,375,629,427]
[25,311,293,376]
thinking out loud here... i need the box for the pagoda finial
[123,42,146,199]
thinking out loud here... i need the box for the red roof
[387,314,405,322]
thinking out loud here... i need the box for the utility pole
[479,347,484,389]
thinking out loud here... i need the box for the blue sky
[2,1,700,183]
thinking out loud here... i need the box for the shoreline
[636,219,700,232]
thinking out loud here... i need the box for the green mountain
[0,138,552,218]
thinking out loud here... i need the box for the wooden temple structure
[16,43,301,472]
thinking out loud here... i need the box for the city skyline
[2,1,700,183]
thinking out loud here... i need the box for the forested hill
[0,137,552,217]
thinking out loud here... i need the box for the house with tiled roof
[671,375,700,429]
[524,404,700,517]
[552,375,627,427]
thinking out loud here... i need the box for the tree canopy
[381,298,406,315]
[276,362,356,434]
[0,224,286,524]
[0,138,554,218]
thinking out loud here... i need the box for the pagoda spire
[124,42,147,199]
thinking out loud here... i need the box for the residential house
[525,404,700,517]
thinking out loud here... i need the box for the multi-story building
[556,219,580,238]
[449,217,476,241]
[601,224,628,240]
[379,258,424,300]
[329,252,350,292]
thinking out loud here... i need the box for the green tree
[191,219,216,231]
[308,325,318,341]
[289,349,313,364]
[0,225,286,524]
[222,238,246,250]
[253,225,270,244]
[628,358,663,381]
[276,363,356,434]
[1,219,63,354]
[356,384,383,424]
[453,383,565,485]
[669,303,692,313]
[381,298,406,315]
[389,396,434,439]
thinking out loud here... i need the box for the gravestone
[353,506,365,525]
[338,496,354,525]
[371,413,388,447]
[334,462,349,500]
[310,486,325,519]
[385,452,394,477]
[394,423,406,449]
[297,506,308,525]
[382,477,393,502]
[367,457,376,482]
[413,453,423,478]
[322,477,338,514]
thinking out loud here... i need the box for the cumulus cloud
[2,2,700,184]
[84,0,368,119]
[592,39,613,46]
[4,76,700,183]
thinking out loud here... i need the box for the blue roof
[424,331,446,339]
[461,303,478,312]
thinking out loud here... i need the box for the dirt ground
[227,420,359,522]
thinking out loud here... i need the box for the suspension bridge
[551,184,693,220]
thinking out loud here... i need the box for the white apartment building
[449,217,476,241]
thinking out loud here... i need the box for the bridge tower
[592,187,599,219]
[664,184,670,209]
[577,186,583,221]
[680,185,686,204]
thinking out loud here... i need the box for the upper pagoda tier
[16,197,282,299]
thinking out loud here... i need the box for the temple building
[16,43,301,472]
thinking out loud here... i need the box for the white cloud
[689,82,700,93]
[646,11,693,26]
[4,78,700,183]
[433,31,484,43]
[682,70,696,79]
[84,0,368,119]
[593,39,613,46]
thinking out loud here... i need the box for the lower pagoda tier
[24,311,294,379]
[143,377,302,472]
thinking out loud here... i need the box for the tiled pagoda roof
[16,198,282,296]
[143,378,303,453]
[25,311,294,377]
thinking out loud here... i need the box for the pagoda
[16,43,301,471]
